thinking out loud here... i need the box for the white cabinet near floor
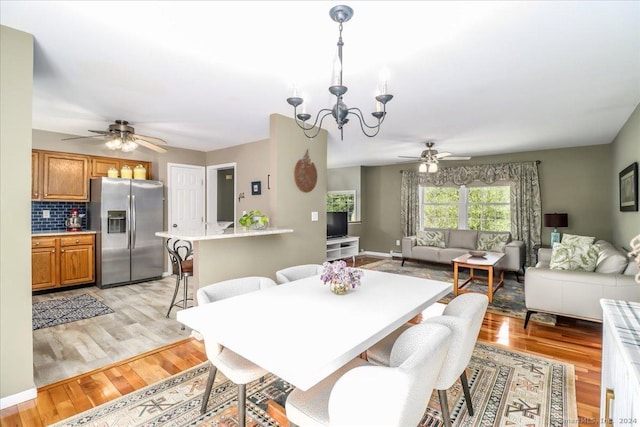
[326,236,359,262]
[600,299,640,427]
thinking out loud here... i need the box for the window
[327,190,357,222]
[420,185,511,231]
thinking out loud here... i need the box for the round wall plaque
[294,149,317,192]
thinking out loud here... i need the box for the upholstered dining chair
[366,293,489,427]
[197,276,277,423]
[285,323,452,427]
[275,264,323,284]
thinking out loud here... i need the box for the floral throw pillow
[476,233,510,252]
[549,242,599,272]
[561,233,596,246]
[416,230,446,248]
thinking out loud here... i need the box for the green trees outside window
[327,191,356,222]
[421,185,510,231]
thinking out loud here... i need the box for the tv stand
[326,236,360,263]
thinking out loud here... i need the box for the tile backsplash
[32,201,88,232]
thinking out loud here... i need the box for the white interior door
[168,163,205,234]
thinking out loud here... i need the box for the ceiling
[1,1,639,168]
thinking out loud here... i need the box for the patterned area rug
[362,258,556,326]
[50,342,576,427]
[32,294,114,330]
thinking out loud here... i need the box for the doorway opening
[206,163,236,231]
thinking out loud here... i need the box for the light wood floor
[2,256,602,427]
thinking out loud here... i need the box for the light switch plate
[42,210,50,218]
[311,211,318,221]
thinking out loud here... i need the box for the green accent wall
[611,103,640,249]
[359,144,617,253]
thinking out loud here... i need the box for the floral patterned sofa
[401,228,526,273]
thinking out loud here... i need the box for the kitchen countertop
[32,230,96,237]
[155,227,293,242]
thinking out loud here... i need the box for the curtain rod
[399,160,541,173]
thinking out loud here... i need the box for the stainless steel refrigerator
[89,178,164,288]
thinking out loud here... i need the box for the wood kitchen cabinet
[31,237,58,290]
[90,157,152,179]
[31,151,40,199]
[41,152,90,201]
[32,234,95,291]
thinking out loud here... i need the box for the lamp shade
[544,213,568,228]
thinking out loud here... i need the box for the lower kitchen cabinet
[32,234,95,291]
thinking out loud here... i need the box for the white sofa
[524,240,639,327]
[401,228,526,274]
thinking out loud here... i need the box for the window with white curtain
[420,184,511,231]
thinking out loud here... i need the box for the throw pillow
[561,233,596,246]
[549,242,599,272]
[476,232,510,252]
[416,230,446,248]
[595,241,629,274]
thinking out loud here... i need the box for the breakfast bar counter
[155,228,295,288]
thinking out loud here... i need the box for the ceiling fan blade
[61,134,106,141]
[134,134,167,145]
[88,129,109,135]
[135,138,167,153]
[441,156,472,161]
[398,155,422,159]
[435,152,452,159]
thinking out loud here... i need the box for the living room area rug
[361,258,556,326]
[32,293,114,330]
[50,342,576,427]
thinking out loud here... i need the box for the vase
[329,280,350,295]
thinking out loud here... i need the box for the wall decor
[294,149,317,192]
[251,181,261,195]
[619,162,638,212]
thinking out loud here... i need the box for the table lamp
[544,213,568,245]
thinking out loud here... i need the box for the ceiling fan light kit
[62,119,168,153]
[286,4,393,140]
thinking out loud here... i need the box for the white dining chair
[197,276,277,424]
[366,293,488,427]
[275,264,323,284]
[285,322,452,427]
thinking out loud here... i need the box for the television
[327,211,348,239]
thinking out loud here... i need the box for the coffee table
[452,252,505,303]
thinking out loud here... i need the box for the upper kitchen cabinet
[41,152,90,201]
[31,151,40,199]
[91,157,152,179]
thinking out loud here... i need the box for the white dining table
[177,269,452,391]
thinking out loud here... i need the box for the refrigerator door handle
[126,195,131,249]
[131,194,137,249]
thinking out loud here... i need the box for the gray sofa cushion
[448,230,478,250]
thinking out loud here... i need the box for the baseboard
[0,386,37,409]
[361,251,392,258]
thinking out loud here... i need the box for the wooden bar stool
[165,239,194,325]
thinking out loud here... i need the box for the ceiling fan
[62,120,168,153]
[398,141,470,172]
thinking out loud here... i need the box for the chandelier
[286,5,393,140]
[105,133,138,152]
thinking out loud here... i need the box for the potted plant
[239,210,270,230]
[320,260,363,295]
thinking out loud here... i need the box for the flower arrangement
[320,260,364,294]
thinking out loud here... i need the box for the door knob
[172,224,178,228]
